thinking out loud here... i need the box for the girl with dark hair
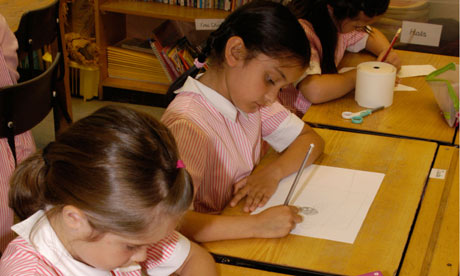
[161,0,324,242]
[0,105,217,275]
[278,0,401,116]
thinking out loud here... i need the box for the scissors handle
[351,116,363,124]
[342,111,362,119]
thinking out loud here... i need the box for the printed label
[400,21,443,47]
[195,19,224,30]
[430,168,447,179]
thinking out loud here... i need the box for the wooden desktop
[203,128,438,276]
[303,50,459,144]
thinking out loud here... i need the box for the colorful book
[149,39,178,81]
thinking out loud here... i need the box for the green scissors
[341,106,384,124]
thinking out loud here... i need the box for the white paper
[252,165,385,244]
[394,83,417,91]
[397,65,437,78]
[338,67,355,73]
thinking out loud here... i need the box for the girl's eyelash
[126,245,139,251]
[266,75,275,85]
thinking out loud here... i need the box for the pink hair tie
[193,58,206,69]
[176,160,186,169]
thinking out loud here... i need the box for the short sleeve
[261,102,304,152]
[166,119,209,193]
[143,231,191,276]
[0,238,62,276]
[344,31,369,53]
[296,19,322,81]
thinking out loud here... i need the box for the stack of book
[107,20,200,85]
[149,20,199,82]
[107,37,171,85]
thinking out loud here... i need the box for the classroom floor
[32,97,166,150]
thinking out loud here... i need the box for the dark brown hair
[166,0,310,102]
[288,0,390,74]
[9,105,193,235]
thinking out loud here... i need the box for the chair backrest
[15,0,60,54]
[14,0,61,80]
[0,53,65,164]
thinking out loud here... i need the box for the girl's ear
[61,205,91,233]
[224,36,246,67]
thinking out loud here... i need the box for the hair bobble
[193,58,206,69]
[176,160,186,169]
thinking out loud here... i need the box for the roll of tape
[355,61,396,108]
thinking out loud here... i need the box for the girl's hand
[377,50,401,70]
[252,205,302,238]
[230,173,279,212]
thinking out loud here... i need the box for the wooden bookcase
[94,0,230,96]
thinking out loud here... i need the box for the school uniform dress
[161,76,305,213]
[0,13,36,253]
[0,210,191,275]
[278,18,369,116]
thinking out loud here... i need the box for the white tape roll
[355,61,396,108]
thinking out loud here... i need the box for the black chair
[0,53,71,165]
[14,0,62,81]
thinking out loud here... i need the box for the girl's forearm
[298,70,357,104]
[179,210,258,242]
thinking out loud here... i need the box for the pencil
[381,27,401,62]
[283,143,315,206]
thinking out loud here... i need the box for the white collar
[12,210,141,275]
[175,76,249,122]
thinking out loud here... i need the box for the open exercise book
[252,165,385,244]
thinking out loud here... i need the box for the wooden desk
[399,146,459,276]
[217,263,288,276]
[303,50,459,144]
[203,128,437,276]
[455,129,458,146]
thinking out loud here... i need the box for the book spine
[149,40,174,82]
[161,48,180,79]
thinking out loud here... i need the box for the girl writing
[0,105,217,275]
[278,0,402,116]
[161,0,324,242]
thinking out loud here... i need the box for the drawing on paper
[252,165,385,244]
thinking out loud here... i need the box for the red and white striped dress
[278,19,369,116]
[161,76,305,213]
[0,211,190,276]
[0,13,36,253]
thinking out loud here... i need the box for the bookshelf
[95,0,230,96]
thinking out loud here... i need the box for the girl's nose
[130,246,148,263]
